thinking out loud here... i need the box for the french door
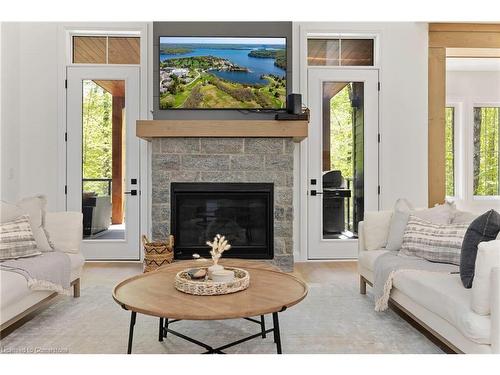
[66,66,141,260]
[307,68,379,259]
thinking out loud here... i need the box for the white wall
[1,23,22,203]
[1,23,61,209]
[293,22,429,209]
[446,70,500,213]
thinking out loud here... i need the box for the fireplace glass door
[171,183,273,259]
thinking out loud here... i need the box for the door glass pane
[445,107,455,197]
[82,80,126,240]
[473,106,499,196]
[322,81,364,239]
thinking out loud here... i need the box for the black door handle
[124,190,137,196]
[310,190,323,196]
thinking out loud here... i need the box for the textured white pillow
[386,199,413,251]
[363,210,393,250]
[45,212,83,254]
[472,240,500,315]
[0,196,53,252]
[412,201,456,224]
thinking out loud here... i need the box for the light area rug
[0,263,443,354]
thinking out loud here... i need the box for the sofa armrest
[491,267,500,353]
[358,221,366,254]
[45,212,83,254]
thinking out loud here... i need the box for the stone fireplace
[151,137,294,270]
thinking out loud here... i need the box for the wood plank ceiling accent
[73,36,106,64]
[428,23,500,207]
[72,36,140,64]
[108,37,140,64]
[93,80,125,97]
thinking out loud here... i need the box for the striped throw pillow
[400,215,469,265]
[0,215,41,260]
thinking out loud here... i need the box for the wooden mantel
[136,119,309,143]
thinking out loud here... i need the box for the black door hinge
[65,132,68,142]
[378,185,381,195]
[378,133,381,143]
[378,82,381,91]
[65,79,67,89]
[64,185,67,195]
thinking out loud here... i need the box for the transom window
[72,36,140,65]
[307,38,374,66]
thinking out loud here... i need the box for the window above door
[307,37,375,67]
[72,35,140,64]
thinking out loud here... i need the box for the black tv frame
[158,35,289,111]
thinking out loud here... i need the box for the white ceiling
[446,58,500,72]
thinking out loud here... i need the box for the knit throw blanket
[373,252,458,312]
[0,251,71,295]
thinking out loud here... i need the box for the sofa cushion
[0,253,84,309]
[0,196,53,252]
[0,215,41,260]
[412,201,456,224]
[359,249,389,272]
[472,240,500,315]
[363,211,392,250]
[400,215,469,265]
[460,210,500,288]
[45,212,83,254]
[393,270,491,345]
[386,199,413,251]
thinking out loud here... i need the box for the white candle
[211,269,235,283]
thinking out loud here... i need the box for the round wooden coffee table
[113,259,307,354]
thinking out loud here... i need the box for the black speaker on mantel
[286,93,302,114]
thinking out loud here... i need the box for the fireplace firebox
[171,183,274,260]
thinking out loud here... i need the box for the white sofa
[0,212,85,333]
[358,218,499,354]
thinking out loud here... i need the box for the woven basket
[175,267,249,296]
[143,235,174,273]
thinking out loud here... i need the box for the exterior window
[445,107,455,197]
[72,36,140,65]
[307,38,374,66]
[473,107,499,196]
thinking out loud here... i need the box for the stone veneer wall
[151,137,294,270]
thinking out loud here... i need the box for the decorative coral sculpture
[206,234,231,267]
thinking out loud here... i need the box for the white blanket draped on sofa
[373,252,459,311]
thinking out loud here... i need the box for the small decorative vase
[207,264,224,279]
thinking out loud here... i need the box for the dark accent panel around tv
[153,22,293,120]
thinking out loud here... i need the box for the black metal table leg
[260,315,266,338]
[127,311,137,354]
[164,318,169,338]
[272,312,282,354]
[159,318,164,342]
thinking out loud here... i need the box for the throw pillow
[400,215,469,265]
[452,210,477,225]
[412,201,456,224]
[363,210,393,250]
[386,198,413,251]
[0,215,41,260]
[0,196,53,252]
[471,240,500,315]
[460,209,500,288]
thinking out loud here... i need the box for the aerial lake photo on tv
[159,37,287,109]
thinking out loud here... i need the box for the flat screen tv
[159,36,287,110]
